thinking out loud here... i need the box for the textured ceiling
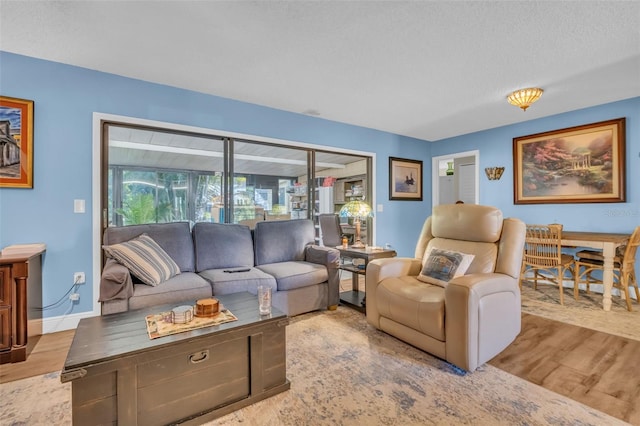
[1,1,639,141]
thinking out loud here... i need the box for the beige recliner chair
[366,204,525,372]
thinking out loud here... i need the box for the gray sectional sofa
[99,219,340,316]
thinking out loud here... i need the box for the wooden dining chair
[520,224,575,305]
[574,225,640,311]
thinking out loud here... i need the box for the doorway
[431,150,479,206]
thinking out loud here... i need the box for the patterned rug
[1,302,627,425]
[520,281,640,342]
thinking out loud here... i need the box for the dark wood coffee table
[61,292,289,425]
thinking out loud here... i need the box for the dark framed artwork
[513,117,625,204]
[0,96,34,188]
[389,157,423,201]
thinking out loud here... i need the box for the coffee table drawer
[138,336,250,425]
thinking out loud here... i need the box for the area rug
[520,282,640,342]
[1,307,625,425]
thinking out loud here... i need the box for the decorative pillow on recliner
[103,233,181,286]
[417,248,475,287]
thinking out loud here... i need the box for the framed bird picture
[389,156,422,201]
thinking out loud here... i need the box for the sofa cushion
[376,276,446,341]
[103,222,196,272]
[254,219,315,265]
[417,248,474,287]
[128,272,212,311]
[257,261,328,291]
[198,268,276,295]
[193,222,254,271]
[103,233,181,286]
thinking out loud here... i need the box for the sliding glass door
[102,122,373,243]
[314,151,371,245]
[105,124,225,227]
[230,140,310,228]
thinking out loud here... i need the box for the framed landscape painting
[389,157,423,201]
[513,118,625,204]
[0,96,34,188]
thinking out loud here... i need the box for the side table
[337,247,396,312]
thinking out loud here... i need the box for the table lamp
[339,200,373,248]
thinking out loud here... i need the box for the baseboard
[28,319,42,337]
[41,311,96,334]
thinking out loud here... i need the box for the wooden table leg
[601,243,615,312]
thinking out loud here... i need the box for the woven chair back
[621,225,640,274]
[523,224,564,268]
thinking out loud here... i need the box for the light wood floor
[0,329,75,383]
[489,313,640,425]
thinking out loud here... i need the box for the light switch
[377,204,384,212]
[74,199,86,213]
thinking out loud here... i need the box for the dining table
[562,230,631,311]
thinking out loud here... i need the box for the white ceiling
[1,1,639,142]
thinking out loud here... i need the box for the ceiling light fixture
[507,88,544,111]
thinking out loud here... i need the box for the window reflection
[105,124,371,240]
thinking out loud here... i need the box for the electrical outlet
[70,293,80,301]
[74,272,85,284]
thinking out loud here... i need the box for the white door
[431,151,479,206]
[457,163,476,204]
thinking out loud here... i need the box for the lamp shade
[507,88,543,111]
[339,200,373,218]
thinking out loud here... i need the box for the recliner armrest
[365,257,423,327]
[99,258,134,302]
[444,272,521,371]
[366,257,422,286]
[446,272,519,298]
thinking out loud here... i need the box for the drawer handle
[189,350,209,364]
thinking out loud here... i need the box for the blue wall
[432,96,640,303]
[0,52,431,320]
[432,97,640,232]
[1,51,638,323]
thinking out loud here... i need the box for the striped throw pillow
[103,233,181,286]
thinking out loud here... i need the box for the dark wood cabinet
[0,248,44,364]
[0,266,11,351]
